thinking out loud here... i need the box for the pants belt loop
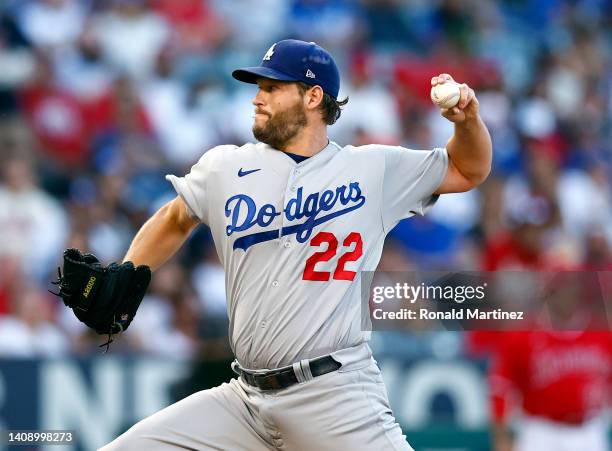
[292,361,306,383]
[300,359,314,381]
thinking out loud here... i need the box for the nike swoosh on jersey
[238,168,261,177]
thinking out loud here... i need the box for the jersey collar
[294,140,340,167]
[260,140,340,168]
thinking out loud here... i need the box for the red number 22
[302,232,363,281]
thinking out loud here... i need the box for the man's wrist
[455,114,482,132]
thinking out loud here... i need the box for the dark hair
[296,82,349,125]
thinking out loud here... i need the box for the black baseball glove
[50,248,151,350]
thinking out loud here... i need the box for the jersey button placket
[282,166,301,235]
[291,169,300,191]
[290,168,299,191]
[270,166,298,299]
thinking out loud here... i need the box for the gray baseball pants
[100,343,413,451]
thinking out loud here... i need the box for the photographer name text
[372,308,524,321]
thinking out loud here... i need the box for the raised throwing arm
[432,73,493,194]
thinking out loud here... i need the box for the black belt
[232,356,342,391]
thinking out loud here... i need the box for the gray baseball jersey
[166,141,448,370]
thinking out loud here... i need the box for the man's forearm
[123,200,197,271]
[446,115,492,184]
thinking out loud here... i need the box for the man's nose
[252,89,265,107]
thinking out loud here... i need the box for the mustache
[254,108,271,117]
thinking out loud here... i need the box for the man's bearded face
[252,86,308,150]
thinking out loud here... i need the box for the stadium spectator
[90,0,170,80]
[0,287,69,357]
[16,0,86,52]
[0,157,68,280]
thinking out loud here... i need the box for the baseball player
[490,331,611,451]
[55,39,492,450]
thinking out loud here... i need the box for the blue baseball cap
[232,39,340,99]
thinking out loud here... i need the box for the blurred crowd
[0,0,610,359]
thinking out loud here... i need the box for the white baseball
[430,81,461,109]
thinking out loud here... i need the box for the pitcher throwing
[59,39,491,450]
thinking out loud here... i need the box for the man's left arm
[432,73,493,194]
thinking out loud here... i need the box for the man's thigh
[270,361,413,451]
[99,379,273,451]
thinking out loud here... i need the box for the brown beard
[252,101,308,150]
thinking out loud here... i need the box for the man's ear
[304,85,324,111]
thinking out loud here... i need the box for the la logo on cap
[263,43,276,61]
